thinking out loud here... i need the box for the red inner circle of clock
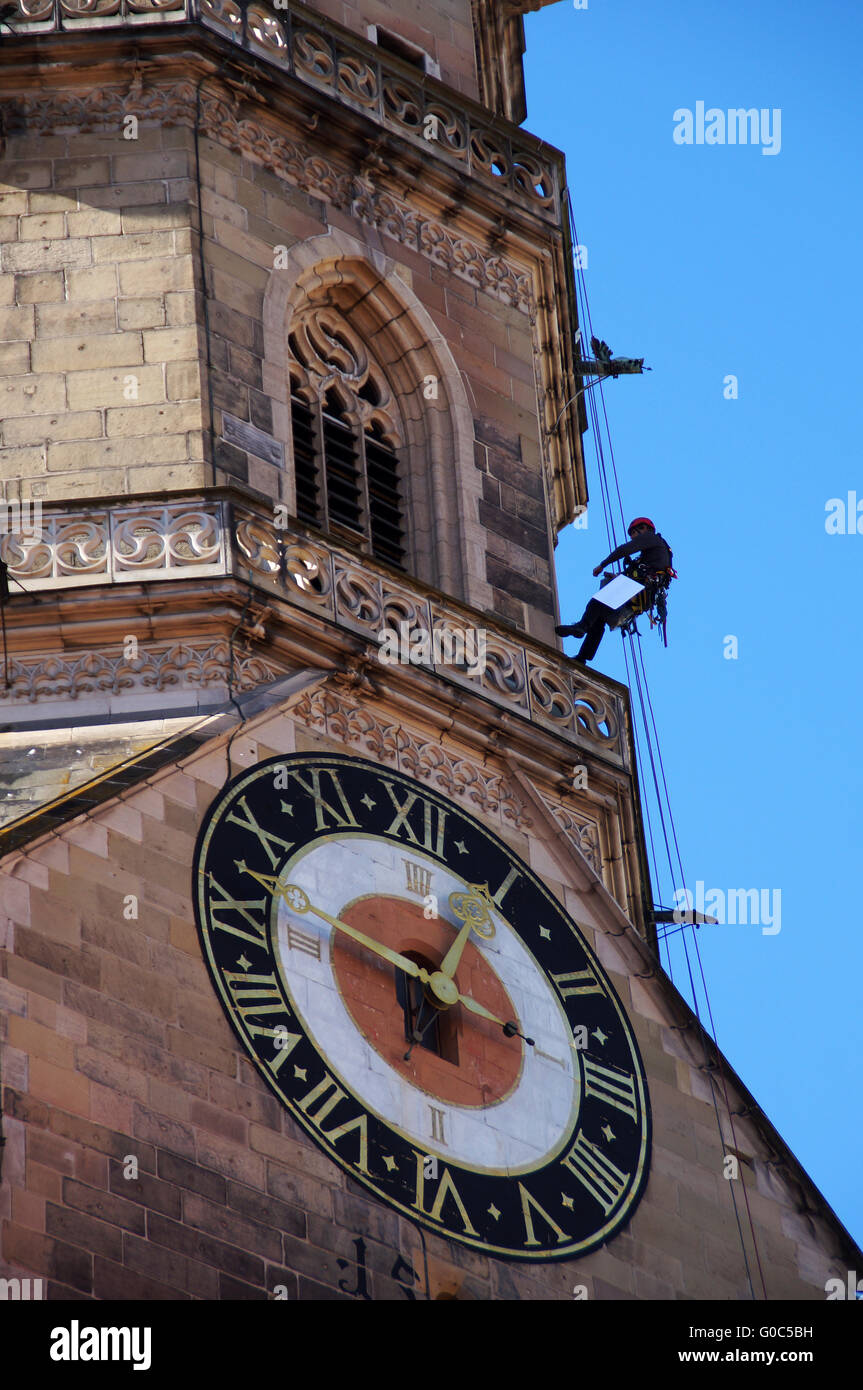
[331,896,522,1107]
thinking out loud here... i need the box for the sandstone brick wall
[192,121,554,626]
[1,110,556,636]
[474,420,555,629]
[195,132,555,633]
[0,706,852,1299]
[197,142,328,506]
[0,128,206,503]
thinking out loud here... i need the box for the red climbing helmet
[628,517,655,535]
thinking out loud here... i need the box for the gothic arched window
[288,309,406,570]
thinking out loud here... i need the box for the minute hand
[278,882,431,983]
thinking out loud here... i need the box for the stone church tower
[0,0,859,1300]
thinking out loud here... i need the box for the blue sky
[524,0,863,1253]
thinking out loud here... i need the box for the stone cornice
[1,0,563,222]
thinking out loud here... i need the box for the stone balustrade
[0,490,626,766]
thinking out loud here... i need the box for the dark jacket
[597,531,673,575]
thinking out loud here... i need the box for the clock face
[193,753,651,1261]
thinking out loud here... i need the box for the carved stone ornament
[291,685,531,831]
[0,640,282,704]
[289,305,400,441]
[543,795,603,875]
[0,501,225,586]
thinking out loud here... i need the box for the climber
[556,518,675,663]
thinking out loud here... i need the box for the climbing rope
[563,188,768,1299]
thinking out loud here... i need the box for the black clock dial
[193,753,651,1260]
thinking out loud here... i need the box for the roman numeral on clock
[489,865,519,908]
[225,795,294,868]
[518,1183,569,1247]
[288,768,360,831]
[428,1106,447,1144]
[411,1152,478,1237]
[581,1055,640,1121]
[561,1130,630,1216]
[221,970,302,1071]
[403,859,433,896]
[207,875,268,949]
[221,969,285,1032]
[286,923,321,958]
[381,783,448,857]
[550,966,604,997]
[297,1073,369,1173]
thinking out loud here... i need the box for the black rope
[0,558,9,691]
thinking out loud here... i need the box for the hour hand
[439,891,493,979]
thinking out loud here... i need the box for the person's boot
[555,622,586,638]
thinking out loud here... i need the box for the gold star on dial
[454,840,468,854]
[539,925,551,940]
[383,1155,398,1172]
[361,794,375,811]
[592,1027,608,1045]
[280,802,293,816]
[487,1204,501,1221]
[561,1194,574,1210]
[601,1124,616,1143]
[293,1066,307,1081]
[237,954,252,972]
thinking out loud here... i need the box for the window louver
[290,391,320,529]
[288,312,406,571]
[365,427,405,569]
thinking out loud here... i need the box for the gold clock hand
[439,891,493,979]
[234,864,296,900]
[457,993,506,1025]
[235,864,428,980]
[438,916,473,980]
[236,867,532,1043]
[457,992,535,1045]
[281,883,432,984]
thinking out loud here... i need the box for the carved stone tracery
[7,0,559,218]
[543,796,603,875]
[291,686,530,830]
[289,305,400,444]
[0,502,224,585]
[0,641,281,703]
